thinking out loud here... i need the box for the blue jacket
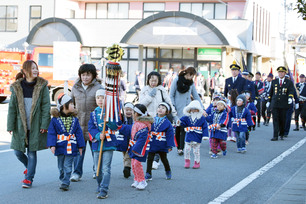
[180,116,209,143]
[229,106,254,132]
[128,125,150,162]
[254,80,264,98]
[47,117,85,156]
[244,80,256,100]
[206,109,229,141]
[297,82,306,101]
[246,102,257,116]
[149,116,175,153]
[88,107,117,152]
[224,76,247,97]
[116,124,132,152]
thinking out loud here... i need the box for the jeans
[72,140,94,177]
[284,104,294,135]
[14,149,37,182]
[94,151,113,193]
[57,155,74,185]
[235,131,246,149]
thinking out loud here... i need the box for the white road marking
[209,136,306,204]
[0,149,13,153]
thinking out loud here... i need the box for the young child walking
[128,104,153,190]
[47,94,85,191]
[88,89,118,199]
[116,102,134,178]
[243,90,257,144]
[206,95,221,153]
[145,102,175,181]
[179,100,208,169]
[206,99,229,158]
[229,94,254,153]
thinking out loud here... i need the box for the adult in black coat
[267,66,294,141]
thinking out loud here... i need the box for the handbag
[160,90,174,123]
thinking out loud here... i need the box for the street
[0,99,306,204]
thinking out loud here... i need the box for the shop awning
[26,18,82,46]
[120,11,249,50]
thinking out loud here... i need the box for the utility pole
[283,0,287,65]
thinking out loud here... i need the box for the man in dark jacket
[224,64,247,97]
[267,66,294,141]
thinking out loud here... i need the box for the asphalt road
[0,100,306,204]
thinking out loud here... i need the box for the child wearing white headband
[145,102,175,181]
[129,104,153,190]
[47,93,85,191]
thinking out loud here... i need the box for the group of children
[46,88,256,199]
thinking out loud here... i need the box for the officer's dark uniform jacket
[224,76,247,97]
[268,78,294,109]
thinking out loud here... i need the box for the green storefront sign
[197,48,221,61]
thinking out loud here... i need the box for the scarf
[177,75,193,93]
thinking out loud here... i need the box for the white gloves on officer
[254,100,257,106]
[288,98,293,105]
[295,103,299,109]
[266,102,270,108]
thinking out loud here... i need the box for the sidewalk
[266,163,306,204]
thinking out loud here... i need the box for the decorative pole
[96,44,124,177]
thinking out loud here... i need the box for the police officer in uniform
[284,74,299,137]
[267,66,294,141]
[254,72,264,127]
[262,73,273,126]
[294,74,306,131]
[241,70,256,101]
[224,64,247,97]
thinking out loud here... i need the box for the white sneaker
[136,180,147,190]
[202,136,209,140]
[152,161,159,170]
[70,174,80,182]
[131,181,139,188]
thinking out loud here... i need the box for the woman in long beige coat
[70,64,102,181]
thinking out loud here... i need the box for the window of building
[203,4,214,19]
[38,53,53,67]
[30,6,41,31]
[180,3,227,19]
[0,6,18,32]
[143,3,165,18]
[85,3,129,19]
[215,3,227,19]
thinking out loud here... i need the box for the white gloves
[266,102,270,108]
[254,100,257,106]
[288,98,293,105]
[295,103,299,109]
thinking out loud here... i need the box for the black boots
[293,121,299,131]
[123,167,131,178]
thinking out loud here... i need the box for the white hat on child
[57,93,72,111]
[96,89,105,97]
[183,100,204,116]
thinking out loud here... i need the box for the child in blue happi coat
[47,94,85,191]
[229,94,254,153]
[206,95,221,153]
[243,90,257,144]
[129,104,154,190]
[145,102,175,181]
[179,100,208,169]
[116,102,133,178]
[206,99,229,159]
[88,89,118,199]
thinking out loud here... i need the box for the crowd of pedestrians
[6,60,306,199]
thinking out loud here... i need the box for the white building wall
[0,0,55,50]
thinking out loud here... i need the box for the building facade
[0,0,292,87]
